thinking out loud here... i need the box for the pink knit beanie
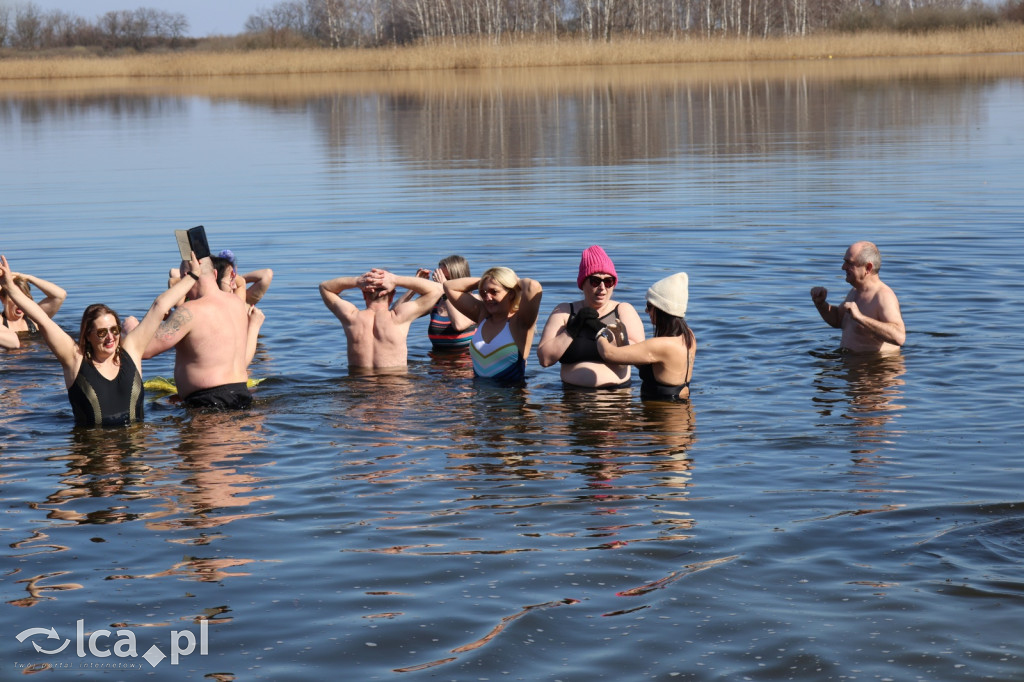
[577,245,618,289]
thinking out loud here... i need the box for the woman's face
[2,294,23,321]
[479,278,512,315]
[88,313,121,356]
[583,272,616,308]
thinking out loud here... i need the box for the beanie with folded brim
[646,272,688,317]
[577,245,618,289]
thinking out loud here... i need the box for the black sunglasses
[587,275,615,288]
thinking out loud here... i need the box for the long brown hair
[78,304,122,360]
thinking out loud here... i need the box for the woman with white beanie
[595,272,695,401]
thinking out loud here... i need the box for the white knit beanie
[646,272,688,317]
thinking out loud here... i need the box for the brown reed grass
[0,26,1022,81]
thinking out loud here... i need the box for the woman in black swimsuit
[595,272,695,401]
[1,253,203,426]
[536,245,645,388]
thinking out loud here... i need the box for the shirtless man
[810,241,905,353]
[319,268,443,369]
[144,257,261,408]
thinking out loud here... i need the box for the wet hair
[479,266,521,313]
[650,305,693,347]
[438,255,470,280]
[78,304,122,360]
[857,242,882,272]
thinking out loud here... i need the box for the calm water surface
[2,56,1024,680]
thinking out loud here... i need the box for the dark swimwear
[637,363,689,402]
[67,348,144,427]
[182,382,253,410]
[559,304,621,365]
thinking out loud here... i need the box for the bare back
[343,307,414,369]
[170,289,250,395]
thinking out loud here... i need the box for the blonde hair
[439,255,471,280]
[480,266,521,314]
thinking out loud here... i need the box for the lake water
[2,54,1024,680]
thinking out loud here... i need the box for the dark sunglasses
[587,275,616,288]
[92,325,121,340]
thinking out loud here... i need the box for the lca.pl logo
[16,619,209,668]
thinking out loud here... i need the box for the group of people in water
[0,239,904,430]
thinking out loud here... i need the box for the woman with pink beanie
[536,245,645,388]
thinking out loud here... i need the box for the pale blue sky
[24,0,269,37]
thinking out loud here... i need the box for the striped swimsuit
[428,300,477,351]
[470,320,526,383]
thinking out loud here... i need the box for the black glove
[566,307,605,338]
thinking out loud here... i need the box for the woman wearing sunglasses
[537,245,645,388]
[595,272,695,402]
[0,253,202,427]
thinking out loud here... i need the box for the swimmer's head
[479,267,521,314]
[0,276,32,319]
[438,255,471,280]
[78,303,122,358]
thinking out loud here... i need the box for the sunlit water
[2,56,1024,680]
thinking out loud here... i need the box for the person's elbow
[893,326,906,346]
[536,344,558,367]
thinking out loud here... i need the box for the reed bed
[1,26,1022,81]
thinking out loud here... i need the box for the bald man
[810,241,905,353]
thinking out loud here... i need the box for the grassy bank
[1,26,1022,80]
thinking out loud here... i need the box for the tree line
[1,0,1021,51]
[0,3,188,50]
[242,0,1020,46]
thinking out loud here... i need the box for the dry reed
[0,26,1022,81]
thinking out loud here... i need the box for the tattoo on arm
[156,307,193,341]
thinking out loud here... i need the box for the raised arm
[241,268,274,306]
[1,256,78,376]
[385,270,443,324]
[444,277,485,322]
[18,271,67,318]
[512,278,543,333]
[394,269,432,308]
[319,275,362,326]
[123,253,201,362]
[810,287,844,328]
[432,267,477,332]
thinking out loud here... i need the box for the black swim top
[559,304,621,365]
[637,363,690,402]
[67,348,144,427]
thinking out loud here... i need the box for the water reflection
[4,56,1017,170]
[812,351,906,462]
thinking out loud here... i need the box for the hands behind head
[565,306,605,339]
[415,268,432,280]
[359,268,393,294]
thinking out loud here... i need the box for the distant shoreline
[1,28,1022,81]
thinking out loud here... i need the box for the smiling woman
[0,253,203,426]
[444,266,543,384]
